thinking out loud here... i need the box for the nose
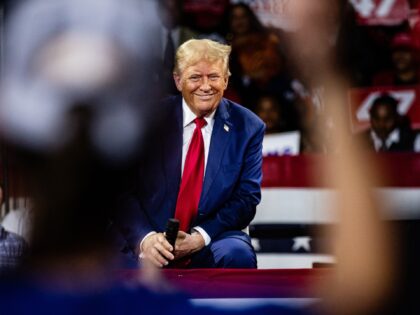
[199,77,211,92]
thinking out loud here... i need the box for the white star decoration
[292,237,312,252]
[251,238,261,251]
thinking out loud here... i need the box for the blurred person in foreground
[0,0,170,310]
[358,94,419,152]
[120,38,264,269]
[285,1,396,314]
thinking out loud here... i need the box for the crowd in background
[154,0,420,154]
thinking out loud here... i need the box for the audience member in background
[222,3,264,103]
[255,95,291,134]
[373,32,420,86]
[358,94,419,152]
[226,3,296,115]
[182,0,229,43]
[0,224,27,275]
[1,184,32,242]
[1,206,31,242]
[224,3,265,45]
[256,95,302,156]
[157,0,197,95]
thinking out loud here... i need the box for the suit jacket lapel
[200,99,232,207]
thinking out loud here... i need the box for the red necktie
[174,117,206,232]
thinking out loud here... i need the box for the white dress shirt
[370,129,400,151]
[140,99,215,253]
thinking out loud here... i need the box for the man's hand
[140,233,175,268]
[174,231,205,260]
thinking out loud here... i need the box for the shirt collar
[182,98,216,128]
[387,128,400,147]
[370,128,400,151]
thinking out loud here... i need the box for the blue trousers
[188,230,257,268]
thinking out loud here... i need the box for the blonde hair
[174,39,231,77]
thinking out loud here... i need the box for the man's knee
[215,239,257,268]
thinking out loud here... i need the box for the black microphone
[165,218,179,249]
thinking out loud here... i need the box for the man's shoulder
[221,98,265,130]
[221,98,265,134]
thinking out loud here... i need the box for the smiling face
[174,59,228,117]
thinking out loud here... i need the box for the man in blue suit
[118,39,264,268]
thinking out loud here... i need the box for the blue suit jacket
[116,95,265,252]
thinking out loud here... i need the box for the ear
[173,73,183,92]
[223,74,229,90]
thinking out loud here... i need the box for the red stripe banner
[262,153,420,187]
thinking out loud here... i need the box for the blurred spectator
[224,3,264,45]
[0,224,27,275]
[2,207,31,242]
[226,3,296,116]
[255,95,290,134]
[157,0,197,95]
[0,0,154,296]
[182,0,229,42]
[373,32,420,86]
[0,183,31,242]
[231,23,283,86]
[357,94,419,152]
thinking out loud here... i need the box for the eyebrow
[190,71,221,76]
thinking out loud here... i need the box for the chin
[198,106,214,113]
[197,101,214,108]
